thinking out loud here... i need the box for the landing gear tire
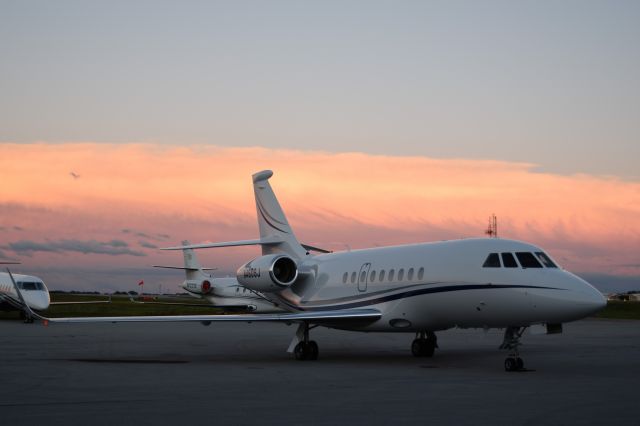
[411,338,435,357]
[308,341,319,360]
[411,339,424,357]
[294,341,319,361]
[294,342,307,360]
[501,326,528,371]
[504,357,524,372]
[516,357,524,370]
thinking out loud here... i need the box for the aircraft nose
[25,291,50,311]
[574,275,607,316]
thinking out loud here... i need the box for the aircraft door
[358,263,371,292]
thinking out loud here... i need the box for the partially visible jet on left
[0,263,110,322]
[0,264,50,321]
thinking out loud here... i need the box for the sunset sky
[1,2,638,293]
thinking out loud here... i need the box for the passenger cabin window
[342,272,348,284]
[351,272,357,284]
[516,252,543,268]
[535,252,558,268]
[501,253,518,268]
[398,269,404,281]
[379,270,385,282]
[482,253,501,268]
[407,268,414,281]
[417,267,424,280]
[370,270,376,282]
[388,269,395,281]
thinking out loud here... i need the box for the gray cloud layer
[122,229,171,241]
[139,241,158,249]
[7,239,146,257]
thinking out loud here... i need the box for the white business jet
[143,241,282,312]
[1,263,110,322]
[31,170,606,371]
[0,268,50,318]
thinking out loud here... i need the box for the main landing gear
[293,322,319,361]
[411,331,438,357]
[500,326,527,372]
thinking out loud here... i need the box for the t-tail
[181,240,203,281]
[252,170,307,259]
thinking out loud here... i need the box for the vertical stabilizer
[252,170,306,258]
[182,240,203,280]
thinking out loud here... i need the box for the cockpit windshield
[17,281,44,291]
[515,252,543,268]
[483,251,560,269]
[535,252,558,268]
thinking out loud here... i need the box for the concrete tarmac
[1,318,638,425]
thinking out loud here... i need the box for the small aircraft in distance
[133,241,282,313]
[30,171,606,371]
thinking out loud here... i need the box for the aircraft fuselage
[267,238,605,332]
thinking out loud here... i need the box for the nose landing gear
[19,311,34,324]
[500,326,527,371]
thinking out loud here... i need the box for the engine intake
[237,254,298,292]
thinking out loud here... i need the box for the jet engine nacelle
[181,279,212,295]
[236,254,298,292]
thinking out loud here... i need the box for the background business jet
[1,263,109,322]
[0,264,50,321]
[31,171,606,371]
[138,241,282,313]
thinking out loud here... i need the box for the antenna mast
[485,214,498,238]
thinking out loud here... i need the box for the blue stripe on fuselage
[277,283,562,312]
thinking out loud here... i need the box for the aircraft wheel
[411,339,424,357]
[504,357,517,372]
[516,357,524,370]
[308,341,319,360]
[294,342,307,360]
[424,342,435,357]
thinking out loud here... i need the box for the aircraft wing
[128,297,253,311]
[32,308,381,324]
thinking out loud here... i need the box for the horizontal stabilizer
[162,238,330,253]
[161,236,284,251]
[152,265,216,271]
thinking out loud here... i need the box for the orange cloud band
[0,142,638,276]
